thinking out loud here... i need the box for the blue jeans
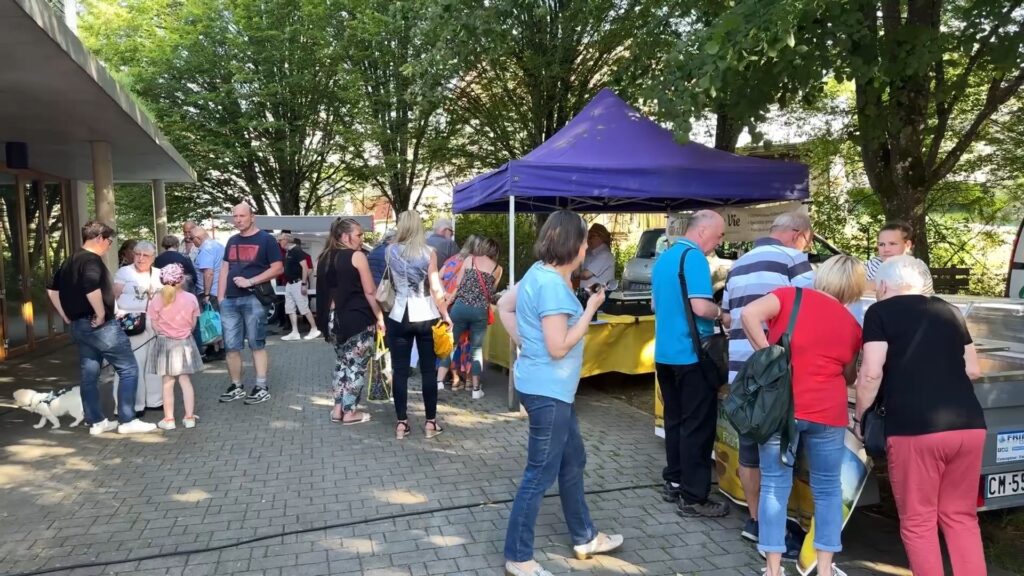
[220,294,267,351]
[504,393,597,562]
[440,301,487,376]
[758,420,845,554]
[70,319,139,424]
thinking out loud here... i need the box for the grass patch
[981,508,1024,574]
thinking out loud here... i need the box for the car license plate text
[986,471,1024,498]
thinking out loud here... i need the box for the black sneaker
[677,498,729,518]
[662,481,682,502]
[244,387,271,405]
[219,384,246,403]
[741,518,759,542]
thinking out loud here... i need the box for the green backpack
[723,287,803,463]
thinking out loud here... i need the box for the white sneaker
[157,418,176,431]
[304,329,322,340]
[828,565,847,576]
[118,419,157,434]
[504,561,554,576]
[89,419,118,435]
[760,568,787,576]
[572,532,624,560]
[281,332,301,341]
[183,416,198,429]
[472,388,485,400]
[438,381,445,391]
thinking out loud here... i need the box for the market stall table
[483,311,655,379]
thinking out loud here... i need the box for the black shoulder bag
[860,314,930,458]
[678,247,729,387]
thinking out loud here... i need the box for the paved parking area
[0,338,931,576]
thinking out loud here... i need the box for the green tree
[659,0,1024,263]
[337,0,461,212]
[79,0,360,216]
[435,0,683,170]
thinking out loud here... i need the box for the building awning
[0,0,195,182]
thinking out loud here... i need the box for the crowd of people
[46,205,988,576]
[649,210,988,576]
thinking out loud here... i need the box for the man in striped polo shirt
[721,211,815,545]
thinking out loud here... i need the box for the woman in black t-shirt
[315,218,385,425]
[855,255,987,576]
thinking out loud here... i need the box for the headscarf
[160,263,185,286]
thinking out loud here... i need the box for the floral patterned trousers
[332,326,374,411]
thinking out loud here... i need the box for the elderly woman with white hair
[114,240,164,415]
[855,255,987,576]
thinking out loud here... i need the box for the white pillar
[152,179,167,245]
[507,195,517,411]
[91,141,116,269]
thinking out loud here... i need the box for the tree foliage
[659,0,1024,262]
[434,0,683,170]
[337,0,461,212]
[79,0,361,216]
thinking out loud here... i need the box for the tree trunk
[714,111,742,152]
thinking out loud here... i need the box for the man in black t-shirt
[217,203,283,405]
[279,234,320,341]
[47,221,157,435]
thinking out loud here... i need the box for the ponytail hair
[161,283,181,306]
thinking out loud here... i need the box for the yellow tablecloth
[483,312,656,378]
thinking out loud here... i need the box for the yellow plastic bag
[432,320,454,357]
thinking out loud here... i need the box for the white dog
[12,387,84,429]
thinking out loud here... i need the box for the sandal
[424,419,444,439]
[396,420,411,440]
[342,411,372,425]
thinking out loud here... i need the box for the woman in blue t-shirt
[496,210,623,576]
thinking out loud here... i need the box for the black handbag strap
[781,287,803,347]
[677,247,714,360]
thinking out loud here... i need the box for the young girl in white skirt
[148,263,204,430]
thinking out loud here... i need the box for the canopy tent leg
[507,195,517,411]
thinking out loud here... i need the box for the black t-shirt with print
[50,250,115,321]
[862,295,986,437]
[223,230,283,299]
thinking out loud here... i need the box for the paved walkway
[0,337,949,576]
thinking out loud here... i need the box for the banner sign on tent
[667,201,805,244]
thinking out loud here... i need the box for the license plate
[985,471,1024,498]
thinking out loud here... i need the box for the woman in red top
[741,255,865,576]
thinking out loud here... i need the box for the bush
[454,214,538,286]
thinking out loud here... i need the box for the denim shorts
[220,294,267,351]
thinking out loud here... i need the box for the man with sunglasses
[720,210,815,549]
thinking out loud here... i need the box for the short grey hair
[134,240,157,255]
[876,255,930,294]
[685,210,719,233]
[770,210,811,233]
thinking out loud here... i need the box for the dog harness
[33,388,72,409]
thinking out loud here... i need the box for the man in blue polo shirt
[652,210,728,518]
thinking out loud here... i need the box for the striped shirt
[722,238,814,379]
[866,255,935,294]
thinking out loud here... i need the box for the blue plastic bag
[199,302,222,345]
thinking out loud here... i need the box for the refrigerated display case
[938,295,1024,510]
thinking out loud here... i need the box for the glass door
[0,173,28,356]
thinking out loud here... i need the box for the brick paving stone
[1,339,933,576]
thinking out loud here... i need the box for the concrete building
[0,0,195,360]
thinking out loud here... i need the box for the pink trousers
[887,429,987,576]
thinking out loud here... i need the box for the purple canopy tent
[452,88,809,215]
[452,88,810,408]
